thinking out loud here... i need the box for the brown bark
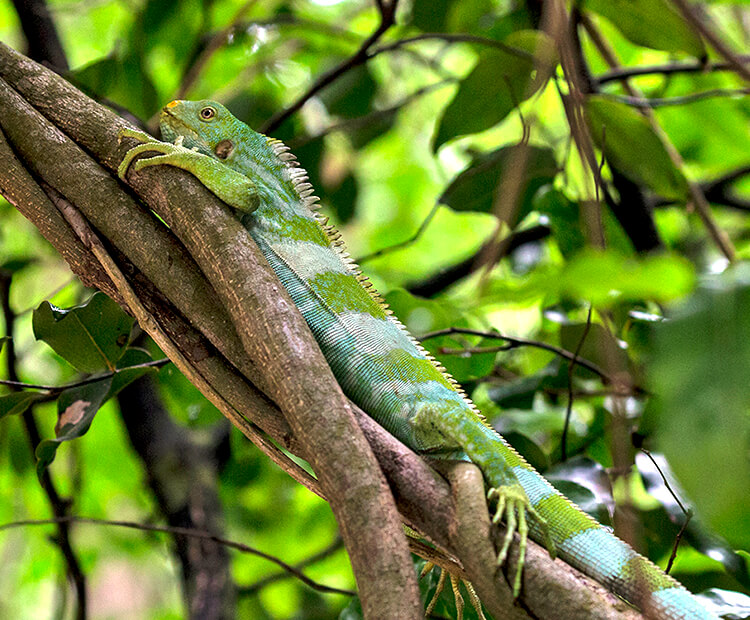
[0,42,645,620]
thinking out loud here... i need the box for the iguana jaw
[159,108,213,157]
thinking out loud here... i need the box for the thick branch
[0,42,645,619]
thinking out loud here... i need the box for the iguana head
[159,99,240,161]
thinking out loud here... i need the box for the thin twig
[368,33,536,63]
[670,0,750,82]
[561,305,593,461]
[581,13,736,262]
[419,326,626,388]
[357,202,440,264]
[261,0,399,133]
[289,79,456,149]
[239,537,345,596]
[0,358,171,392]
[606,87,750,108]
[640,449,693,574]
[0,272,87,620]
[0,516,356,596]
[595,56,750,86]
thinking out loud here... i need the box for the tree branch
[260,0,399,133]
[0,42,646,619]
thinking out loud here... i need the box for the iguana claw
[487,485,555,598]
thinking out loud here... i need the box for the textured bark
[0,42,646,619]
[0,42,421,619]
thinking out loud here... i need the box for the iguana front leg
[117,128,260,213]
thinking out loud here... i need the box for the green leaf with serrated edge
[585,96,688,200]
[0,392,45,420]
[35,376,113,480]
[439,145,558,223]
[33,292,133,373]
[433,30,556,149]
[584,0,705,57]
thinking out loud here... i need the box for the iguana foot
[116,128,260,213]
[487,485,555,598]
[117,128,163,180]
[420,562,486,620]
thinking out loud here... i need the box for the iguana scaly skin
[119,100,716,619]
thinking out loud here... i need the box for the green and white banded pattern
[120,100,717,620]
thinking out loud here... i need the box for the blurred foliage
[1,0,750,618]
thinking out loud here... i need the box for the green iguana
[118,99,716,619]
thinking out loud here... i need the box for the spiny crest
[265,137,323,211]
[265,138,485,420]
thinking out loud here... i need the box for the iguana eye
[199,106,216,121]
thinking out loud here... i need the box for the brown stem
[670,0,750,81]
[260,0,399,133]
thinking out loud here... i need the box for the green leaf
[647,269,750,548]
[0,391,45,420]
[433,30,555,149]
[33,292,134,373]
[0,336,8,354]
[533,189,585,257]
[35,375,113,480]
[584,0,705,57]
[72,52,159,119]
[487,360,568,409]
[558,250,695,305]
[320,65,377,120]
[439,145,558,223]
[585,96,688,200]
[108,347,157,399]
[410,0,452,33]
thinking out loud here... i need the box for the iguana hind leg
[410,403,555,597]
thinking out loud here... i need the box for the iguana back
[120,99,717,620]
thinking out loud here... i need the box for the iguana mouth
[159,108,211,154]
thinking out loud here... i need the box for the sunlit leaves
[433,30,556,149]
[584,0,706,57]
[488,250,695,306]
[439,145,558,224]
[33,292,134,373]
[27,294,157,477]
[585,96,688,200]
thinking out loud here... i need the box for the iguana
[118,99,717,619]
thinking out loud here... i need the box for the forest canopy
[0,0,750,619]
